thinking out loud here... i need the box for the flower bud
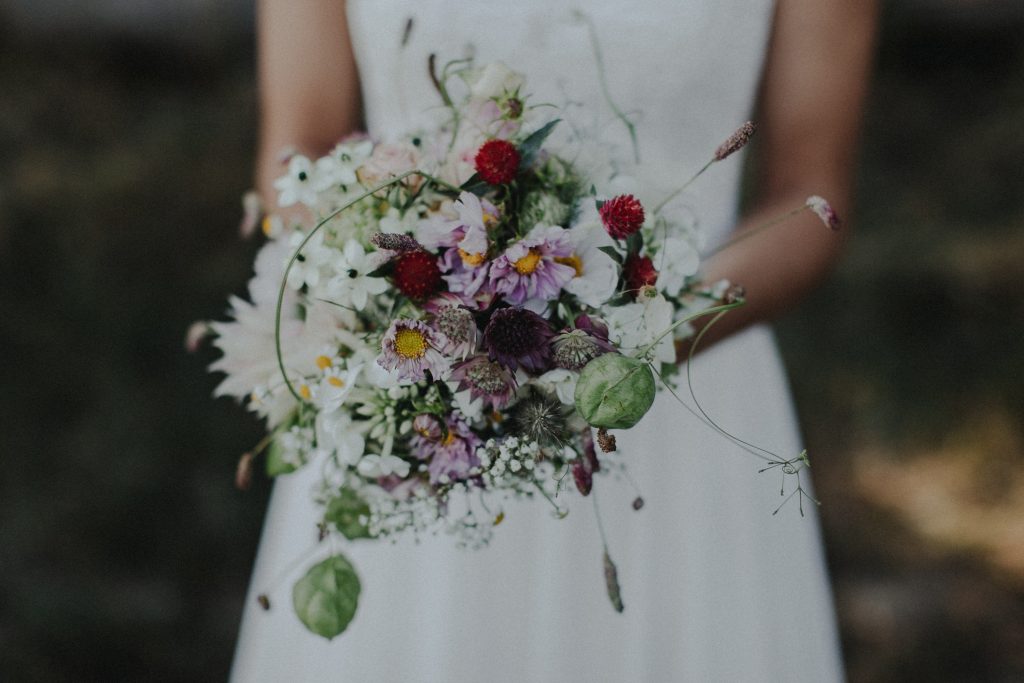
[574,354,656,429]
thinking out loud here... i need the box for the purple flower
[449,354,518,409]
[377,319,448,382]
[417,191,498,251]
[411,414,482,485]
[428,302,480,360]
[487,224,576,306]
[439,247,493,301]
[482,307,554,373]
[412,413,444,441]
[552,314,616,370]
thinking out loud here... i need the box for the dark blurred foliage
[1,2,1022,681]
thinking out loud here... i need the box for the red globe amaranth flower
[393,250,442,299]
[474,139,521,185]
[598,194,645,239]
[623,254,658,296]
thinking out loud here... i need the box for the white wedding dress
[231,1,845,681]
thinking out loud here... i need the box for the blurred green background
[1,1,1022,681]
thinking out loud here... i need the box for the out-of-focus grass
[776,8,1024,682]
[0,5,1022,682]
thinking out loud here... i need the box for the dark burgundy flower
[482,307,553,372]
[474,139,521,185]
[393,249,442,299]
[623,254,658,296]
[599,194,645,239]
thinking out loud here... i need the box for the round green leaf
[574,353,656,429]
[292,554,361,640]
[325,488,373,540]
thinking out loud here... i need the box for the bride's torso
[346,0,775,244]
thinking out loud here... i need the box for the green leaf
[596,245,623,264]
[625,230,643,256]
[325,488,373,540]
[265,437,297,476]
[292,554,361,640]
[518,119,560,169]
[459,172,489,196]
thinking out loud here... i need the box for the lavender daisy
[487,224,576,307]
[411,414,483,485]
[482,307,554,373]
[449,354,518,409]
[377,319,449,382]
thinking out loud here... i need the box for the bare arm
[685,0,878,354]
[255,0,363,202]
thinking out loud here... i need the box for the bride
[231,1,877,680]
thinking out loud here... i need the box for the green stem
[651,159,713,215]
[635,299,746,360]
[703,204,807,259]
[578,11,639,164]
[274,171,419,403]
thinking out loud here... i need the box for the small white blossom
[357,453,411,478]
[274,155,320,208]
[605,293,676,364]
[325,240,388,309]
[315,138,374,191]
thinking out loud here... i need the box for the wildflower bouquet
[201,59,839,639]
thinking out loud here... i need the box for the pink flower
[357,142,422,190]
[806,196,841,231]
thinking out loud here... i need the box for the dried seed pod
[235,452,254,491]
[573,460,593,496]
[603,550,624,613]
[369,232,422,252]
[596,428,617,453]
[713,121,757,161]
[724,284,746,305]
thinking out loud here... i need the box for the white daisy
[563,206,619,307]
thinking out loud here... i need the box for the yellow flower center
[555,254,584,277]
[441,431,457,447]
[299,384,312,400]
[327,376,345,388]
[483,212,498,228]
[316,355,333,370]
[459,248,487,267]
[394,328,428,359]
[260,216,274,237]
[513,249,542,275]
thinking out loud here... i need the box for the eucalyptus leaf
[325,488,373,540]
[292,554,361,640]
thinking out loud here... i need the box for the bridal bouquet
[200,59,838,639]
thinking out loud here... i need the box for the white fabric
[231,2,845,681]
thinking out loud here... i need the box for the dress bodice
[346,0,775,245]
